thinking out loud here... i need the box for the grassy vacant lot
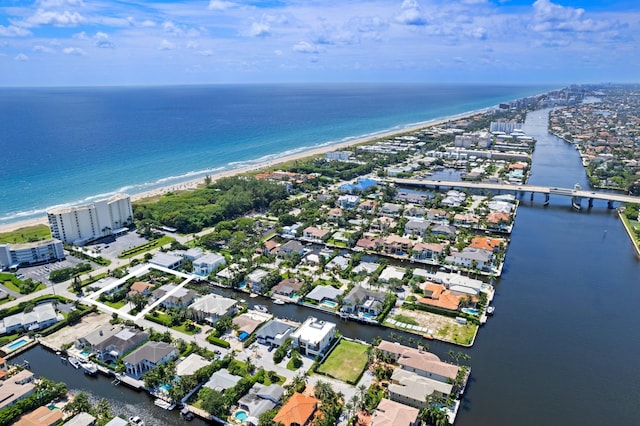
[0,224,51,244]
[118,235,175,258]
[317,339,369,383]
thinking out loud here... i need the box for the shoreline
[0,107,493,235]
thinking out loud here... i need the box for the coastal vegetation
[0,224,50,244]
[132,176,289,234]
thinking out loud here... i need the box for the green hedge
[0,295,69,320]
[207,335,231,348]
[144,313,171,327]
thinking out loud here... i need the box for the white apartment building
[0,239,65,269]
[47,194,133,245]
[290,316,336,357]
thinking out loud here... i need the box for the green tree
[63,392,92,416]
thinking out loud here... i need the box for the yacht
[272,299,285,305]
[254,304,269,313]
[129,416,145,425]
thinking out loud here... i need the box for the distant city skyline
[1,0,638,86]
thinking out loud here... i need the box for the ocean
[0,83,553,225]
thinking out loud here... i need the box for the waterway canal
[17,108,640,425]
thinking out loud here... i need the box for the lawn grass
[103,300,126,309]
[317,339,369,383]
[0,224,51,244]
[172,323,201,335]
[118,235,175,258]
[393,314,419,326]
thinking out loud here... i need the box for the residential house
[381,203,402,216]
[342,285,386,317]
[128,281,154,296]
[203,369,241,392]
[281,223,302,239]
[358,200,378,213]
[327,208,343,221]
[0,370,35,410]
[246,269,270,293]
[337,195,361,209]
[486,212,511,230]
[176,353,210,377]
[404,219,430,237]
[256,319,297,348]
[382,235,413,257]
[272,278,304,297]
[376,340,459,382]
[326,255,349,272]
[431,224,457,237]
[403,205,427,217]
[273,392,319,426]
[395,192,428,205]
[442,191,466,207]
[188,294,237,323]
[452,213,479,227]
[370,398,420,426]
[122,341,178,378]
[352,261,379,275]
[234,313,266,337]
[148,252,182,270]
[290,317,336,357]
[62,412,98,426]
[449,248,493,271]
[355,237,381,251]
[0,303,62,335]
[15,405,63,426]
[304,285,342,305]
[278,240,306,258]
[389,369,453,409]
[411,243,445,262]
[378,266,406,283]
[302,227,331,242]
[370,217,397,232]
[469,237,503,252]
[192,252,226,276]
[237,383,285,419]
[339,177,378,194]
[152,284,197,309]
[426,209,448,222]
[79,326,148,363]
[418,283,462,311]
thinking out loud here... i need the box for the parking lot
[15,257,84,286]
[84,232,150,261]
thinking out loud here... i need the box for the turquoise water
[235,410,248,422]
[80,350,90,357]
[462,308,479,316]
[0,84,553,225]
[322,300,338,308]
[160,384,171,392]
[7,338,28,350]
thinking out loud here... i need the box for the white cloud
[396,0,427,26]
[72,31,88,40]
[95,32,114,48]
[33,45,55,53]
[247,22,271,37]
[196,49,214,56]
[274,49,283,56]
[0,25,31,37]
[26,10,86,27]
[208,0,237,11]
[141,20,156,28]
[158,39,175,51]
[14,53,29,62]
[63,47,85,55]
[293,41,320,54]
[186,41,199,49]
[531,0,614,33]
[36,0,84,7]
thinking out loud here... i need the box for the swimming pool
[235,410,248,422]
[7,338,28,351]
[462,308,479,316]
[159,384,171,392]
[80,350,90,357]
[321,300,338,308]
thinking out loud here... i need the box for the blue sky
[0,0,637,86]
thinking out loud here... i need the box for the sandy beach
[0,109,488,235]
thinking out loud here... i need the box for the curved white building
[47,194,133,245]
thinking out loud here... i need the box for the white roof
[291,317,336,346]
[379,266,406,282]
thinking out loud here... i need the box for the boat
[249,293,259,298]
[154,398,176,410]
[81,361,98,376]
[180,408,195,421]
[486,306,495,315]
[254,304,268,313]
[128,416,145,425]
[272,299,285,305]
[68,356,81,369]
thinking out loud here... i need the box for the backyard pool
[7,338,29,351]
[462,308,479,316]
[321,300,338,309]
[234,410,248,422]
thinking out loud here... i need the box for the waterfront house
[370,217,397,232]
[0,370,35,410]
[256,319,297,348]
[122,341,177,379]
[281,223,302,239]
[382,235,413,257]
[388,369,453,409]
[278,240,306,258]
[469,237,503,252]
[411,243,445,262]
[304,285,342,305]
[148,252,183,270]
[15,405,64,425]
[370,398,420,426]
[302,226,331,242]
[341,285,386,317]
[233,312,266,336]
[452,213,479,227]
[192,252,226,276]
[272,278,304,298]
[290,317,336,357]
[0,303,62,335]
[152,284,197,309]
[326,255,349,272]
[176,353,210,377]
[431,224,457,237]
[381,203,403,216]
[237,383,285,419]
[418,283,461,311]
[486,211,511,230]
[448,247,493,271]
[83,326,149,363]
[355,236,382,251]
[273,392,319,426]
[426,209,448,222]
[404,205,427,218]
[358,199,379,213]
[62,412,98,426]
[379,266,406,283]
[128,281,154,296]
[376,340,459,382]
[337,195,361,210]
[246,268,270,293]
[187,294,237,323]
[203,369,241,392]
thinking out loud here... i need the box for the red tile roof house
[273,392,319,426]
[302,226,331,242]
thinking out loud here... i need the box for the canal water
[17,108,640,425]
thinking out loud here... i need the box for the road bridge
[387,178,640,210]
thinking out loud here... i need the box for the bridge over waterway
[387,178,640,210]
